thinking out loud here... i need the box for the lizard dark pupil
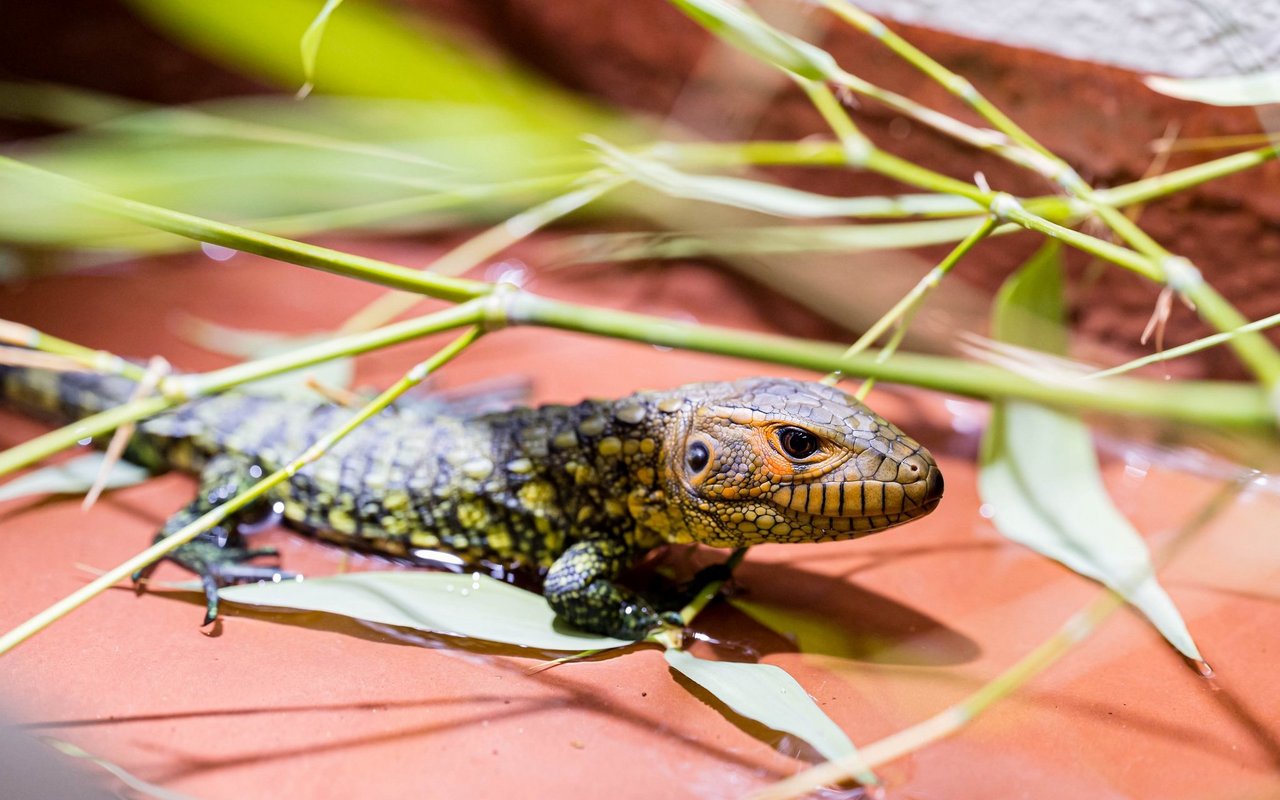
[687,441,710,471]
[779,427,820,459]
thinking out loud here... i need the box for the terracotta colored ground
[1,243,1278,799]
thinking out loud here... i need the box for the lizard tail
[0,363,139,426]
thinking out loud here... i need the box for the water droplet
[294,574,305,582]
[460,589,470,597]
[978,503,996,519]
[272,573,282,583]
[249,465,263,479]
[200,243,237,262]
[77,437,93,446]
[1193,659,1215,678]
[271,501,285,515]
[445,585,454,593]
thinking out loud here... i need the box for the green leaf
[298,0,346,97]
[563,218,995,262]
[0,452,150,502]
[1144,72,1280,107]
[667,0,839,80]
[120,0,605,131]
[664,649,875,781]
[978,242,1201,659]
[176,316,354,398]
[595,142,981,220]
[219,571,631,651]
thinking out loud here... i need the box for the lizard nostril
[926,469,945,506]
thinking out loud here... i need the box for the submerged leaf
[978,242,1201,659]
[219,571,630,651]
[1145,72,1280,107]
[664,649,874,782]
[0,452,150,502]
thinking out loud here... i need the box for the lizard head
[660,378,943,547]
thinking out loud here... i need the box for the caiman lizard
[0,366,943,639]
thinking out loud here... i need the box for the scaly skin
[0,366,944,639]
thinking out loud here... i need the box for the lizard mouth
[772,465,943,525]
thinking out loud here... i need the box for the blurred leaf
[1,0,625,258]
[978,242,1201,659]
[299,0,347,97]
[1145,72,1280,107]
[177,316,353,397]
[667,0,838,80]
[0,452,150,502]
[563,217,995,262]
[121,0,606,130]
[219,571,631,651]
[664,649,874,782]
[596,141,980,219]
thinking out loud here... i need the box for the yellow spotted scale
[0,367,943,639]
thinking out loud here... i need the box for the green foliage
[220,571,631,651]
[1145,71,1280,106]
[979,243,1200,659]
[665,649,872,780]
[0,452,149,502]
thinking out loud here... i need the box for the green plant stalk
[812,0,1280,383]
[504,292,1272,428]
[798,79,994,203]
[0,320,148,381]
[678,1,1280,385]
[75,171,591,256]
[339,172,627,333]
[826,215,1000,389]
[1096,145,1278,208]
[676,547,749,627]
[997,201,1162,280]
[663,140,1275,211]
[1089,311,1280,379]
[0,155,492,303]
[0,327,483,657]
[798,77,872,157]
[752,477,1244,800]
[0,300,486,479]
[819,0,1054,161]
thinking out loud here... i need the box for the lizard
[0,365,944,640]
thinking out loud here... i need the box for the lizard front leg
[544,539,683,640]
[133,454,291,624]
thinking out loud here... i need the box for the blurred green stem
[0,326,483,657]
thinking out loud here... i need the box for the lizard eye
[687,441,710,472]
[777,426,821,460]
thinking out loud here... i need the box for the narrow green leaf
[667,0,838,80]
[664,649,874,782]
[219,571,631,651]
[564,217,993,262]
[978,242,1201,659]
[1145,72,1280,107]
[177,317,353,397]
[121,0,606,132]
[298,0,346,97]
[0,452,150,502]
[596,142,981,219]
